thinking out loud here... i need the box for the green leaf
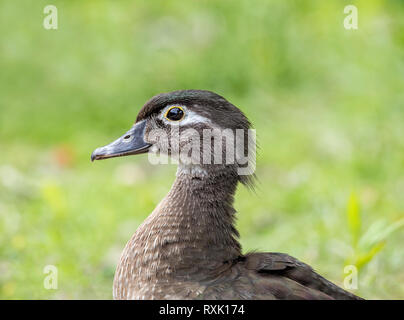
[359,218,404,249]
[347,192,361,248]
[356,241,385,270]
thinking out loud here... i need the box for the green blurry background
[1,0,403,299]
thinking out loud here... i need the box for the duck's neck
[124,165,242,282]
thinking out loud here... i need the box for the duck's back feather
[198,252,362,300]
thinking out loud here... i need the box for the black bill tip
[91,152,97,162]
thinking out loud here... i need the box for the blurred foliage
[0,0,403,299]
[345,192,403,272]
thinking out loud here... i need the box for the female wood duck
[91,90,361,300]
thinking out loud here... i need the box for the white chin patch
[177,164,208,178]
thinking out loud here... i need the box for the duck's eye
[165,106,185,121]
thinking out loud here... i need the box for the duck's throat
[118,166,242,285]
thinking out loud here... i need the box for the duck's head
[91,90,255,184]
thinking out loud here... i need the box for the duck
[91,89,362,300]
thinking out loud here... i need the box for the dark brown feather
[113,169,362,300]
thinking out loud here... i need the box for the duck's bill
[91,120,151,161]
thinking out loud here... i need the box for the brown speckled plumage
[93,90,362,300]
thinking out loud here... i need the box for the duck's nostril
[124,135,131,140]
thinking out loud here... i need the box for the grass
[0,0,403,299]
